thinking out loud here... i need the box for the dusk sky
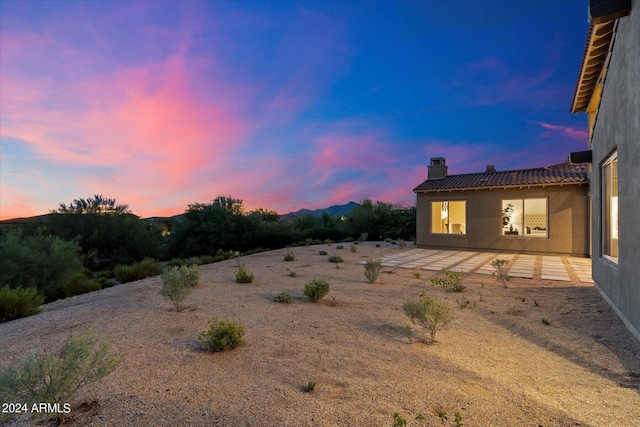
[0,0,592,220]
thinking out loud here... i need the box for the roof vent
[485,165,496,173]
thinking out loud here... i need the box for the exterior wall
[589,2,640,340]
[416,185,589,256]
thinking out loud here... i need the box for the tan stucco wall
[415,184,589,256]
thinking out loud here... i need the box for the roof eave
[413,181,587,194]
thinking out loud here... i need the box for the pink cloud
[538,121,588,141]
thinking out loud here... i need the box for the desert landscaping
[1,242,639,427]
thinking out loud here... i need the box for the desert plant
[541,317,551,325]
[358,232,368,242]
[305,381,316,392]
[60,272,102,298]
[273,290,292,303]
[0,331,120,423]
[392,412,407,427]
[324,239,334,245]
[459,297,470,309]
[328,255,343,263]
[350,245,358,253]
[0,285,45,323]
[114,258,162,283]
[403,324,413,343]
[375,243,381,247]
[305,237,313,247]
[490,258,510,287]
[397,238,406,249]
[364,259,382,284]
[159,265,199,311]
[384,237,392,243]
[402,293,454,344]
[286,268,297,277]
[413,271,422,279]
[198,318,245,352]
[318,250,328,256]
[235,264,254,283]
[455,411,464,427]
[430,269,465,292]
[284,251,295,262]
[343,237,355,242]
[303,279,330,302]
[336,245,344,249]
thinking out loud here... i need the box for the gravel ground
[1,242,639,427]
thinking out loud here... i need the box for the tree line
[0,194,415,305]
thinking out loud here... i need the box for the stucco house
[570,0,639,340]
[413,157,590,257]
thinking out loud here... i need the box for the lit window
[501,198,547,237]
[603,152,618,260]
[431,201,466,234]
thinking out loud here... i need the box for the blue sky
[0,0,591,219]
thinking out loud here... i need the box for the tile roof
[413,162,589,193]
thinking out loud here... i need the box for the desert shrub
[328,255,344,263]
[305,237,313,247]
[199,255,217,264]
[342,237,355,242]
[159,265,199,311]
[96,276,116,288]
[397,238,406,249]
[303,279,330,302]
[114,258,162,283]
[336,245,344,249]
[0,331,120,423]
[273,290,292,303]
[384,237,392,243]
[318,250,328,256]
[359,232,368,242]
[350,245,358,253]
[430,269,465,292]
[284,251,295,262]
[364,259,382,284]
[324,239,334,245]
[166,258,186,268]
[60,272,102,298]
[0,285,45,323]
[235,264,254,283]
[490,258,510,287]
[198,318,245,352]
[353,241,360,245]
[312,239,322,245]
[402,293,454,344]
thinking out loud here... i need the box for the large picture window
[431,201,466,234]
[602,152,618,260]
[501,198,547,237]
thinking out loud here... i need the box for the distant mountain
[281,201,359,220]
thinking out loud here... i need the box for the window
[602,152,618,260]
[431,201,466,234]
[501,198,547,237]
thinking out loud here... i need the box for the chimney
[485,165,496,173]
[427,157,448,180]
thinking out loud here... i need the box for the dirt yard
[1,242,639,426]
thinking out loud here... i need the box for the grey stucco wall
[590,1,640,340]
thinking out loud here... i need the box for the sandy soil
[1,242,639,427]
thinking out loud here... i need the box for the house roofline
[413,181,587,194]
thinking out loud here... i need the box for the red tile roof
[413,162,589,193]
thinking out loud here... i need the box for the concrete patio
[363,249,593,284]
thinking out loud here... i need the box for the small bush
[324,239,334,245]
[384,237,392,243]
[397,239,406,249]
[0,285,45,323]
[198,318,245,352]
[114,258,162,283]
[359,232,368,242]
[0,331,120,423]
[284,251,295,262]
[364,259,382,284]
[286,268,297,277]
[199,255,217,265]
[312,239,323,245]
[96,276,116,288]
[305,381,316,392]
[350,245,358,253]
[402,293,454,344]
[328,255,344,263]
[303,279,330,302]
[159,265,199,311]
[375,243,381,247]
[336,245,344,249]
[235,264,254,283]
[430,269,465,292]
[305,238,313,247]
[343,237,355,243]
[61,272,101,298]
[490,258,510,288]
[274,291,292,303]
[318,250,328,256]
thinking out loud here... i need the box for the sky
[0,0,592,219]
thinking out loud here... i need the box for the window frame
[500,197,548,238]
[602,150,618,262]
[430,200,467,235]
